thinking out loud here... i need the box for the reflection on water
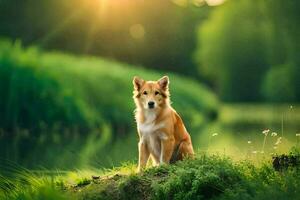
[1,104,299,169]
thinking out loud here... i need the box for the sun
[84,0,109,13]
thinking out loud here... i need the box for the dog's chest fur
[137,111,166,136]
[137,111,168,156]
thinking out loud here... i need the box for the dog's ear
[133,76,145,91]
[158,76,169,90]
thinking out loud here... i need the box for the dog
[133,76,194,172]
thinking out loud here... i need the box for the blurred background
[0,0,299,169]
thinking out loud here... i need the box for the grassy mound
[0,39,218,168]
[70,153,300,200]
[2,153,300,200]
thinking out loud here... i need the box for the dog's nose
[148,101,155,108]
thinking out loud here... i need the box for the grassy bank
[1,151,300,200]
[69,151,300,200]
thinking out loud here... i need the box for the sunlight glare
[194,0,206,7]
[206,0,226,6]
[129,24,145,40]
[172,0,188,7]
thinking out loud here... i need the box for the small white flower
[275,137,282,145]
[296,133,300,137]
[273,146,278,150]
[271,132,278,137]
[212,133,218,137]
[247,141,252,144]
[262,129,270,135]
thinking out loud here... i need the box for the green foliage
[260,0,300,102]
[0,39,218,168]
[10,186,67,200]
[71,153,300,200]
[2,152,300,200]
[0,39,97,131]
[265,0,300,67]
[262,64,298,102]
[76,178,91,187]
[152,156,245,200]
[195,0,300,102]
[0,162,67,200]
[195,0,270,102]
[118,174,152,200]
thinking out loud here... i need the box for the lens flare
[129,24,145,40]
[206,0,226,6]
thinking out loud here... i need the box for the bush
[152,156,246,200]
[262,64,299,102]
[195,0,270,102]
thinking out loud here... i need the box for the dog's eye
[155,91,160,95]
[143,91,148,95]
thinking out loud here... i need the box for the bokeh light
[129,24,145,40]
[206,0,226,6]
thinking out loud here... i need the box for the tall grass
[1,151,299,200]
[0,160,66,200]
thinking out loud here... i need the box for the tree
[195,0,271,102]
[262,0,300,102]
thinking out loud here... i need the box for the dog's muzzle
[148,101,155,109]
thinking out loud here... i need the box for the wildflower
[296,133,300,137]
[262,129,270,136]
[212,133,218,137]
[271,132,278,137]
[275,137,282,145]
[247,141,252,144]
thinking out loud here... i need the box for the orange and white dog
[133,76,194,172]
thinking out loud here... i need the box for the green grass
[0,160,66,200]
[72,153,300,200]
[1,151,300,200]
[0,38,218,168]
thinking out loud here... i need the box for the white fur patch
[138,122,165,136]
[149,137,160,158]
[160,152,164,164]
[137,110,165,159]
[137,110,162,135]
[144,110,157,124]
[160,139,166,164]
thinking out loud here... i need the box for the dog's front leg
[137,140,150,172]
[160,138,175,164]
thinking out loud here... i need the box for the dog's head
[133,76,170,110]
